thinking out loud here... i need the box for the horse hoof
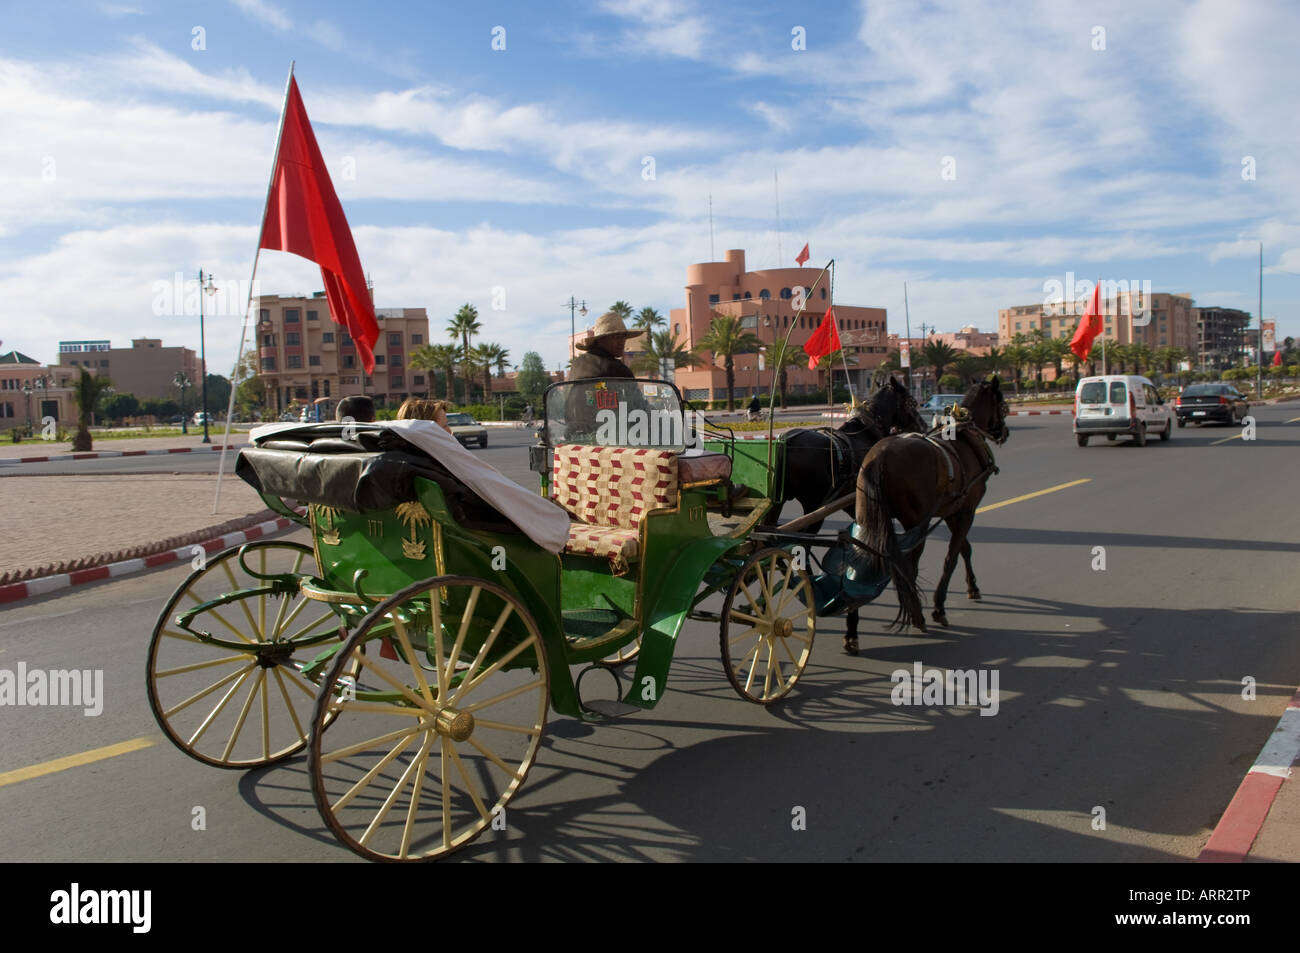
[932,610,948,627]
[843,637,858,656]
[967,589,981,601]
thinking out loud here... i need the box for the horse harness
[898,418,1000,510]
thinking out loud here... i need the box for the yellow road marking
[977,479,1090,514]
[1285,416,1300,424]
[1210,433,1243,445]
[0,736,155,789]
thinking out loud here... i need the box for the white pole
[213,61,296,515]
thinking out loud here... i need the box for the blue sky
[2,0,1298,376]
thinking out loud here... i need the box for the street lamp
[567,297,588,362]
[197,269,216,442]
[174,372,191,434]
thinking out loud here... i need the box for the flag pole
[213,60,296,515]
[1100,277,1106,377]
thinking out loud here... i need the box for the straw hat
[575,311,641,351]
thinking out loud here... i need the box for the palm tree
[71,368,113,451]
[633,307,665,331]
[1130,343,1153,376]
[1109,342,1132,373]
[813,349,858,402]
[1002,339,1030,395]
[920,340,959,387]
[982,345,1005,379]
[1087,340,1105,376]
[953,353,984,385]
[1025,329,1053,391]
[412,344,460,402]
[1047,337,1071,385]
[631,329,700,378]
[475,342,510,400]
[447,303,482,398]
[767,337,806,408]
[695,314,760,410]
[608,301,634,321]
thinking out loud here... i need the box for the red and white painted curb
[821,409,1071,419]
[2,443,248,465]
[1198,687,1300,862]
[0,514,298,605]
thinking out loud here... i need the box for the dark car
[1175,383,1249,427]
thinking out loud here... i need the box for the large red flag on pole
[804,306,841,369]
[1070,281,1103,361]
[259,77,379,372]
[1273,349,1283,366]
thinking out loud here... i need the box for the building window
[259,309,269,323]
[390,375,404,388]
[759,289,771,299]
[390,354,402,368]
[295,387,308,399]
[322,332,334,343]
[309,356,321,366]
[0,403,12,418]
[262,334,275,347]
[287,355,302,369]
[261,357,276,371]
[285,309,300,323]
[341,332,353,345]
[388,333,401,347]
[307,310,318,320]
[343,355,355,368]
[708,294,720,304]
[412,334,423,345]
[324,380,330,397]
[286,332,300,346]
[732,294,741,301]
[375,355,385,365]
[820,288,827,299]
[414,375,425,386]
[674,324,680,334]
[780,288,791,299]
[743,291,752,299]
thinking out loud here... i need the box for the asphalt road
[1,406,1297,862]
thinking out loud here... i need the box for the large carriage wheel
[146,541,351,769]
[309,575,549,862]
[719,547,815,705]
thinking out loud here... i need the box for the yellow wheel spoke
[431,594,448,699]
[186,593,257,645]
[272,667,307,745]
[445,586,480,691]
[727,625,760,648]
[399,733,436,859]
[390,613,434,705]
[272,592,314,638]
[727,610,765,627]
[260,669,271,761]
[279,609,339,646]
[185,666,254,746]
[160,628,205,643]
[441,737,452,850]
[449,601,515,705]
[334,702,426,717]
[757,560,774,606]
[221,668,266,761]
[155,654,248,678]
[331,732,418,813]
[741,642,764,693]
[473,718,542,736]
[453,631,534,706]
[467,735,526,782]
[321,724,423,765]
[447,741,491,823]
[352,649,437,713]
[462,676,545,714]
[281,664,321,699]
[165,662,254,719]
[221,559,260,636]
[359,731,433,849]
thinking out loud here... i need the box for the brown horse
[853,376,1010,632]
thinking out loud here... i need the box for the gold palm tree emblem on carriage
[395,501,432,560]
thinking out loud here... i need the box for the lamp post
[566,297,588,363]
[197,269,216,442]
[174,372,191,434]
[21,380,33,434]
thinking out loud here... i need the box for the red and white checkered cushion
[552,446,678,531]
[563,523,639,562]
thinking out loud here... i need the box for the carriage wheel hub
[434,707,475,742]
[773,618,794,640]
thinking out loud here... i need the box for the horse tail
[855,454,924,631]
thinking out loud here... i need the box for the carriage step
[580,698,642,718]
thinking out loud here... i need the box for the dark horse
[854,376,1010,633]
[765,376,927,652]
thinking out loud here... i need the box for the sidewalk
[1200,688,1300,862]
[0,431,249,461]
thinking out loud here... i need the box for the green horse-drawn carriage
[146,378,819,861]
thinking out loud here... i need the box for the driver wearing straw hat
[569,311,638,380]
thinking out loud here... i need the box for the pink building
[667,249,889,401]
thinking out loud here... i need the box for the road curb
[2,443,248,465]
[0,513,299,605]
[1198,687,1300,862]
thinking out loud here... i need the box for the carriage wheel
[719,547,816,705]
[146,541,351,769]
[309,576,549,862]
[600,636,641,668]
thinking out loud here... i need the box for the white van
[1073,375,1173,447]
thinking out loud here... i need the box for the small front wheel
[719,548,815,705]
[1076,434,1089,447]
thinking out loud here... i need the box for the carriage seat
[550,446,684,568]
[676,448,732,485]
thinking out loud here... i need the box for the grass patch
[722,419,823,432]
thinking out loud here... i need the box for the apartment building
[57,338,200,401]
[1192,306,1251,370]
[253,293,430,414]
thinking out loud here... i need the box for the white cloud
[229,0,292,33]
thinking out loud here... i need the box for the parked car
[446,412,488,448]
[919,393,968,429]
[1175,383,1249,427]
[1073,374,1173,447]
[193,412,210,427]
[169,415,185,425]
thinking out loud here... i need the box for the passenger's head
[397,398,451,433]
[336,395,375,423]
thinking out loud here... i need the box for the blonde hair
[396,398,449,421]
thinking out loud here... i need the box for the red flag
[804,306,841,369]
[259,77,379,373]
[1273,349,1283,366]
[795,243,810,267]
[1070,282,1103,361]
